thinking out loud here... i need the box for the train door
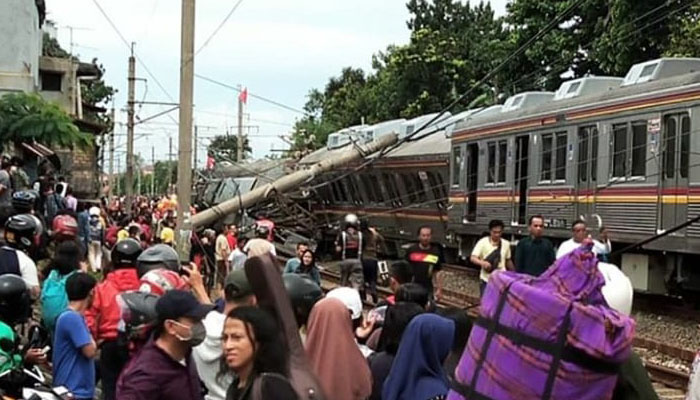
[660,113,690,233]
[465,143,479,222]
[575,126,598,219]
[514,135,529,224]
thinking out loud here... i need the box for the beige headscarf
[305,298,372,400]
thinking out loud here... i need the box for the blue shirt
[53,310,95,399]
[284,257,301,274]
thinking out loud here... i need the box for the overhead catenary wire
[194,0,245,57]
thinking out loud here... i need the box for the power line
[194,0,245,56]
[195,74,306,115]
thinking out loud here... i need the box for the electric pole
[193,125,198,173]
[176,0,195,239]
[136,152,141,196]
[108,105,115,198]
[237,84,243,162]
[116,157,121,195]
[125,43,136,217]
[151,146,155,197]
[168,136,173,193]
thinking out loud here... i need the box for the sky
[45,0,508,169]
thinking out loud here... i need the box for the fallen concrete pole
[190,133,398,229]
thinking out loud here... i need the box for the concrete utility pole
[237,84,243,162]
[116,157,121,195]
[108,106,115,198]
[136,152,141,196]
[168,136,173,193]
[191,133,399,228]
[193,125,198,172]
[125,43,136,217]
[151,146,155,197]
[177,0,195,240]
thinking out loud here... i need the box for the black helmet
[0,275,31,325]
[11,191,37,213]
[4,214,38,250]
[255,225,270,239]
[136,244,180,277]
[111,239,142,269]
[282,273,323,326]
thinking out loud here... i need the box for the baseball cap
[224,270,252,299]
[326,287,362,320]
[156,290,214,321]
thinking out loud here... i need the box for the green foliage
[42,33,71,59]
[0,92,92,150]
[207,134,252,162]
[291,0,700,153]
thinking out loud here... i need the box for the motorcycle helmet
[344,213,359,228]
[598,262,634,316]
[136,244,180,277]
[52,214,78,239]
[0,275,31,325]
[117,291,160,343]
[111,238,142,269]
[89,206,101,217]
[282,273,323,327]
[4,214,38,250]
[11,191,37,214]
[139,268,188,296]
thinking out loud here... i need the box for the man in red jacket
[85,238,142,400]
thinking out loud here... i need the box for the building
[0,0,108,198]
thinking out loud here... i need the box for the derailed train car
[302,57,700,296]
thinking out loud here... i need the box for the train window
[664,117,677,179]
[631,122,647,177]
[487,142,497,184]
[681,115,691,178]
[368,174,384,202]
[347,177,363,203]
[361,175,375,202]
[402,173,418,203]
[330,181,341,202]
[555,133,567,181]
[591,128,598,182]
[498,140,507,183]
[541,134,553,181]
[578,129,589,183]
[612,124,628,178]
[451,147,462,187]
[415,173,428,204]
[383,173,399,204]
[337,180,349,202]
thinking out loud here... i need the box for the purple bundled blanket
[448,246,635,400]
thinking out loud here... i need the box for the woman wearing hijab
[305,297,372,400]
[297,249,320,286]
[382,313,455,400]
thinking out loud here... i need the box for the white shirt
[1,246,39,288]
[227,248,247,271]
[556,238,600,259]
[593,239,611,256]
[193,311,233,400]
[243,238,277,258]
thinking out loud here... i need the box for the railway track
[316,266,691,399]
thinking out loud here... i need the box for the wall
[39,56,77,115]
[0,0,41,94]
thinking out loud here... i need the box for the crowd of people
[0,154,680,400]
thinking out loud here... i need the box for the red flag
[238,87,248,104]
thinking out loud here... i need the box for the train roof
[453,57,700,137]
[212,158,288,181]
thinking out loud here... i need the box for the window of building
[40,71,63,91]
[540,132,567,182]
[451,147,462,187]
[611,121,647,179]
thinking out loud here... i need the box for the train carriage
[448,58,700,295]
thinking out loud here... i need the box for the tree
[207,134,252,162]
[665,3,700,57]
[0,92,92,150]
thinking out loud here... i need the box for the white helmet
[598,262,633,316]
[89,206,101,217]
[344,213,359,227]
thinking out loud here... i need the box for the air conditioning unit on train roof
[501,92,554,112]
[621,58,700,87]
[326,124,367,150]
[399,112,453,139]
[444,108,483,137]
[554,77,624,101]
[362,118,406,142]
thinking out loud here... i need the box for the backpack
[40,269,77,333]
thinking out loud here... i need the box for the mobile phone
[41,346,50,355]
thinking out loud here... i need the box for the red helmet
[52,215,78,239]
[138,268,188,296]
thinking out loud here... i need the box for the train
[201,57,700,297]
[298,57,700,297]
